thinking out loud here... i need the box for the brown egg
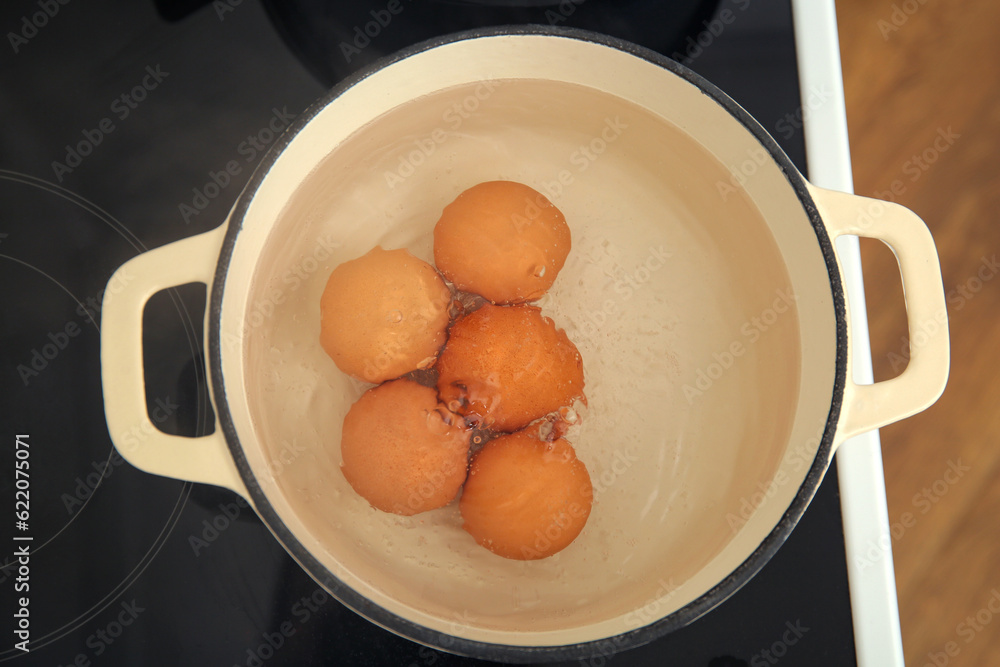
[340,379,471,516]
[460,427,593,560]
[320,246,452,384]
[434,181,571,304]
[436,304,585,432]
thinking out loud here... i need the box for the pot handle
[100,225,250,501]
[808,184,950,442]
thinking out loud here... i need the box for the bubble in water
[387,310,403,323]
[425,407,454,436]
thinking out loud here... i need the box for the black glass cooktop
[0,0,857,664]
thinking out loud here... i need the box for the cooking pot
[100,27,949,662]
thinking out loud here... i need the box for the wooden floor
[835,1,1000,665]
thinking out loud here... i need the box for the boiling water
[242,78,801,633]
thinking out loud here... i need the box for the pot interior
[218,34,839,649]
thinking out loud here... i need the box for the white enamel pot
[100,27,949,662]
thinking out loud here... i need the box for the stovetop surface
[0,0,857,664]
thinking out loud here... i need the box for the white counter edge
[791,1,906,665]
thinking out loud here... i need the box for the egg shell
[340,379,471,516]
[460,427,593,560]
[436,304,585,432]
[433,181,571,304]
[320,246,452,383]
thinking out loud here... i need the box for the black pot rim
[207,24,848,664]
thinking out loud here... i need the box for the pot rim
[207,24,848,663]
